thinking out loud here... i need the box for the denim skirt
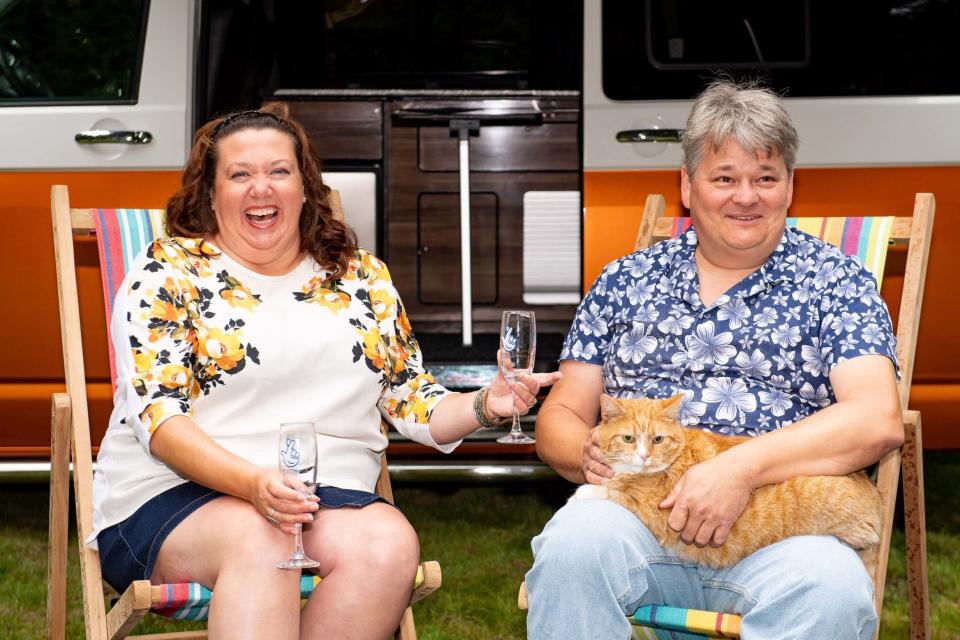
[97,480,388,592]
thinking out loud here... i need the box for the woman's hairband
[209,110,286,141]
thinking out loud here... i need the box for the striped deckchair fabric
[630,605,741,639]
[92,208,167,388]
[116,564,435,622]
[663,216,895,286]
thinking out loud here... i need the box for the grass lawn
[1,453,959,639]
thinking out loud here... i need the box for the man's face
[680,137,794,268]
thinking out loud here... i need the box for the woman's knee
[154,496,292,583]
[311,505,420,575]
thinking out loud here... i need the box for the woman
[89,103,560,639]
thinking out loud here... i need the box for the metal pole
[457,130,473,346]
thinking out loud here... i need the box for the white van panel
[584,1,960,170]
[0,0,194,171]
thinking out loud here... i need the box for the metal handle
[75,130,153,145]
[458,135,473,347]
[616,129,683,144]
[393,108,542,126]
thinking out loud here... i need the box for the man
[525,81,903,639]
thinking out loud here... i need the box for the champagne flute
[276,422,320,570]
[497,310,536,444]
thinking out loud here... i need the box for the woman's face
[210,127,305,275]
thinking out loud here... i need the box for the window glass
[200,0,581,118]
[603,0,960,99]
[0,0,148,105]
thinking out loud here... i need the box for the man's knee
[531,499,660,577]
[737,536,876,639]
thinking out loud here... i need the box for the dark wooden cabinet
[284,94,580,342]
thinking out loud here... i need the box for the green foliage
[2,455,959,638]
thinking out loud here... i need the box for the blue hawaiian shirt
[560,225,899,436]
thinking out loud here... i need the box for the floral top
[90,238,454,543]
[561,225,899,436]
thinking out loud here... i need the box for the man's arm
[661,354,903,547]
[534,360,613,484]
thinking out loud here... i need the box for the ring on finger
[265,507,279,525]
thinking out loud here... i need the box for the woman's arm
[149,416,317,534]
[427,367,562,445]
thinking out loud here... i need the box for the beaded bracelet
[473,386,507,428]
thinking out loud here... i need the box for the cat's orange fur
[575,394,881,570]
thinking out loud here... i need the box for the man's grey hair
[682,80,799,176]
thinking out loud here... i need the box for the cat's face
[597,394,686,475]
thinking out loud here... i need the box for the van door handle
[75,130,154,144]
[616,129,683,143]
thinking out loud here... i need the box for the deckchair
[520,193,934,640]
[47,184,441,640]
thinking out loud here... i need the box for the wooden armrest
[106,580,152,640]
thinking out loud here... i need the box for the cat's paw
[568,483,609,503]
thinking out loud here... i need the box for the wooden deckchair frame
[47,184,440,640]
[520,193,934,640]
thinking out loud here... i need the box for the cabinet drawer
[418,123,578,172]
[288,101,383,160]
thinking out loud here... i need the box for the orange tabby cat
[570,394,881,570]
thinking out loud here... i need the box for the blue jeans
[525,499,876,640]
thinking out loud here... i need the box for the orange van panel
[584,166,960,448]
[0,171,181,454]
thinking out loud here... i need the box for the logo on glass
[280,437,301,468]
[502,325,518,352]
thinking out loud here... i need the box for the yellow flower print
[296,276,352,312]
[397,305,412,339]
[361,252,391,283]
[150,239,214,279]
[343,257,361,281]
[360,327,387,372]
[158,364,191,390]
[218,271,261,310]
[148,294,182,325]
[140,402,167,435]
[401,395,431,423]
[197,326,246,373]
[369,287,396,321]
[387,339,410,375]
[132,348,155,375]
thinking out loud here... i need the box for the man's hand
[659,456,753,547]
[581,427,614,485]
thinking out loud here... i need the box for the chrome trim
[275,89,579,98]
[75,130,154,144]
[0,461,555,483]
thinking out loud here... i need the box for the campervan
[1,0,957,475]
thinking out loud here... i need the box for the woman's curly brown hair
[165,102,358,279]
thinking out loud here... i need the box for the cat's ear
[660,394,685,421]
[599,394,625,422]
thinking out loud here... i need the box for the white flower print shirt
[561,226,899,436]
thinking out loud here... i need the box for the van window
[0,0,148,105]
[200,0,581,119]
[603,0,960,99]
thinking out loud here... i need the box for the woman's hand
[248,467,319,536]
[485,350,563,421]
[581,427,614,485]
